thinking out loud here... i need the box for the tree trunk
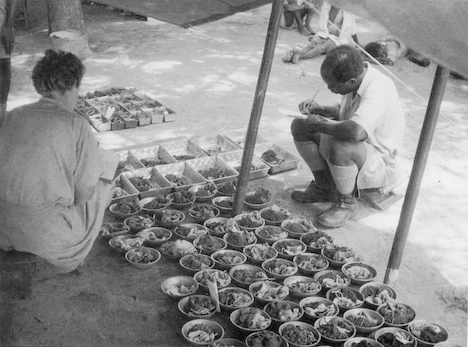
[46,0,90,59]
[46,0,85,33]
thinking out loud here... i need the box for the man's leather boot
[316,192,358,228]
[291,169,334,203]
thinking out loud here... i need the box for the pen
[303,89,320,114]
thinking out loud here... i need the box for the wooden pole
[232,0,283,215]
[384,65,450,286]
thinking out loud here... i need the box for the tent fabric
[92,0,468,76]
[328,0,468,77]
[91,0,273,28]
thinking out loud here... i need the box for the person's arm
[298,99,340,119]
[0,0,19,55]
[73,118,107,206]
[303,115,368,141]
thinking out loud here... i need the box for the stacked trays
[110,128,302,203]
[75,87,177,131]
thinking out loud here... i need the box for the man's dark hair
[364,42,387,60]
[32,50,85,96]
[321,45,364,83]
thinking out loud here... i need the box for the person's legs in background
[302,1,315,35]
[282,6,296,29]
[292,38,335,64]
[290,118,335,203]
[0,57,11,124]
[292,8,312,35]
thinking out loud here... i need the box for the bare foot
[280,24,295,30]
[282,50,293,63]
[305,26,315,35]
[292,52,301,64]
[298,28,311,36]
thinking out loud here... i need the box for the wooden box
[189,134,242,155]
[186,156,239,185]
[254,142,300,174]
[154,162,206,192]
[218,150,270,180]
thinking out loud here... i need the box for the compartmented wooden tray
[120,103,151,126]
[186,156,239,185]
[121,167,173,198]
[154,162,206,192]
[223,128,270,149]
[74,106,111,132]
[160,138,207,162]
[78,88,176,130]
[253,142,300,174]
[218,150,270,180]
[128,145,177,167]
[109,114,126,131]
[114,150,145,178]
[189,134,242,155]
[132,92,177,123]
[111,174,140,203]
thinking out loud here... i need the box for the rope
[187,25,239,48]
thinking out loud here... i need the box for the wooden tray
[186,156,239,185]
[189,134,241,155]
[111,174,140,203]
[122,167,173,198]
[254,142,300,174]
[114,150,145,178]
[160,138,207,162]
[154,162,206,192]
[129,145,177,167]
[218,150,269,180]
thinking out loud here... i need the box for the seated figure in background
[364,36,430,67]
[283,0,359,64]
[282,0,319,36]
[0,50,117,273]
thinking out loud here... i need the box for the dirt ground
[1,2,467,346]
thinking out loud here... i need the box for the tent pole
[232,0,283,215]
[384,65,450,286]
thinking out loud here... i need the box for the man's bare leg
[293,9,311,35]
[304,10,315,35]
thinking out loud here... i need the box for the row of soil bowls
[102,188,450,347]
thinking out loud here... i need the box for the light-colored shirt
[0,97,105,207]
[316,1,357,46]
[339,63,405,163]
[381,36,408,64]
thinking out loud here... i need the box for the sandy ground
[1,3,467,346]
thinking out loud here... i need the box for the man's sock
[328,161,358,195]
[294,140,327,173]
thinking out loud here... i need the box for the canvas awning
[91,0,272,28]
[329,0,468,77]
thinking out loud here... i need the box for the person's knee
[328,138,354,162]
[291,119,319,142]
[291,118,305,140]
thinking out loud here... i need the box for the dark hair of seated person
[321,45,365,83]
[364,42,390,65]
[32,50,85,96]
